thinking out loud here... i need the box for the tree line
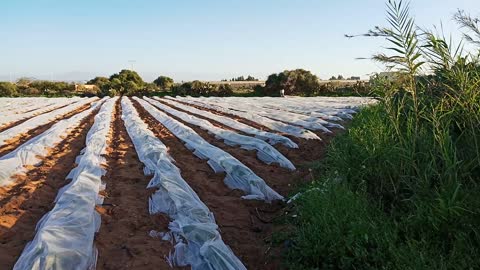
[0,69,371,97]
[0,79,76,97]
[221,75,259,82]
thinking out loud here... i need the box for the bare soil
[163,97,343,167]
[94,98,179,270]
[0,97,345,270]
[154,98,342,194]
[133,98,294,269]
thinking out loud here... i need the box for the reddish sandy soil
[154,98,343,194]
[133,99,306,269]
[160,97,343,163]
[0,109,97,269]
[0,103,92,157]
[94,99,180,270]
[0,96,344,270]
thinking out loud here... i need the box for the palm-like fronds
[421,24,464,72]
[371,0,424,76]
[454,10,480,47]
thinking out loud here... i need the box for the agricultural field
[0,96,374,269]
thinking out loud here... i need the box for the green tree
[109,69,145,94]
[109,69,144,85]
[264,69,320,96]
[216,84,234,96]
[87,70,151,96]
[28,81,74,96]
[87,77,110,88]
[0,82,18,96]
[153,76,174,90]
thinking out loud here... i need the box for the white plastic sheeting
[154,97,298,148]
[191,97,341,132]
[0,98,41,115]
[261,103,345,122]
[122,97,246,270]
[144,97,295,171]
[166,96,321,140]
[135,97,283,201]
[238,96,376,120]
[0,98,81,128]
[0,97,98,147]
[0,97,63,115]
[0,98,107,187]
[13,97,116,270]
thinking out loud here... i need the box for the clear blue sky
[1,0,479,82]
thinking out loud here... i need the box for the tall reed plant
[284,1,480,269]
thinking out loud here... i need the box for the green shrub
[0,82,18,96]
[215,84,234,96]
[153,76,174,91]
[264,69,320,96]
[286,184,397,270]
[171,81,235,97]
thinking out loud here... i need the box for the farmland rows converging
[0,96,374,269]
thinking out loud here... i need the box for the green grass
[284,104,480,269]
[282,1,480,269]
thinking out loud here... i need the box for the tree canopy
[153,76,174,90]
[171,81,233,97]
[263,69,321,96]
[86,70,148,96]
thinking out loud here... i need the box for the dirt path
[0,109,98,269]
[133,99,287,269]
[0,103,92,157]
[94,98,176,270]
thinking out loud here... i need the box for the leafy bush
[263,69,320,96]
[153,76,174,90]
[216,84,234,96]
[0,82,18,96]
[87,77,110,90]
[318,81,372,96]
[21,87,41,96]
[108,69,145,95]
[87,71,164,96]
[171,81,233,97]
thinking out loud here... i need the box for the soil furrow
[0,103,92,157]
[160,98,342,168]
[133,98,285,269]
[94,98,176,270]
[137,99,309,196]
[164,98,276,133]
[154,98,251,134]
[0,108,98,269]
